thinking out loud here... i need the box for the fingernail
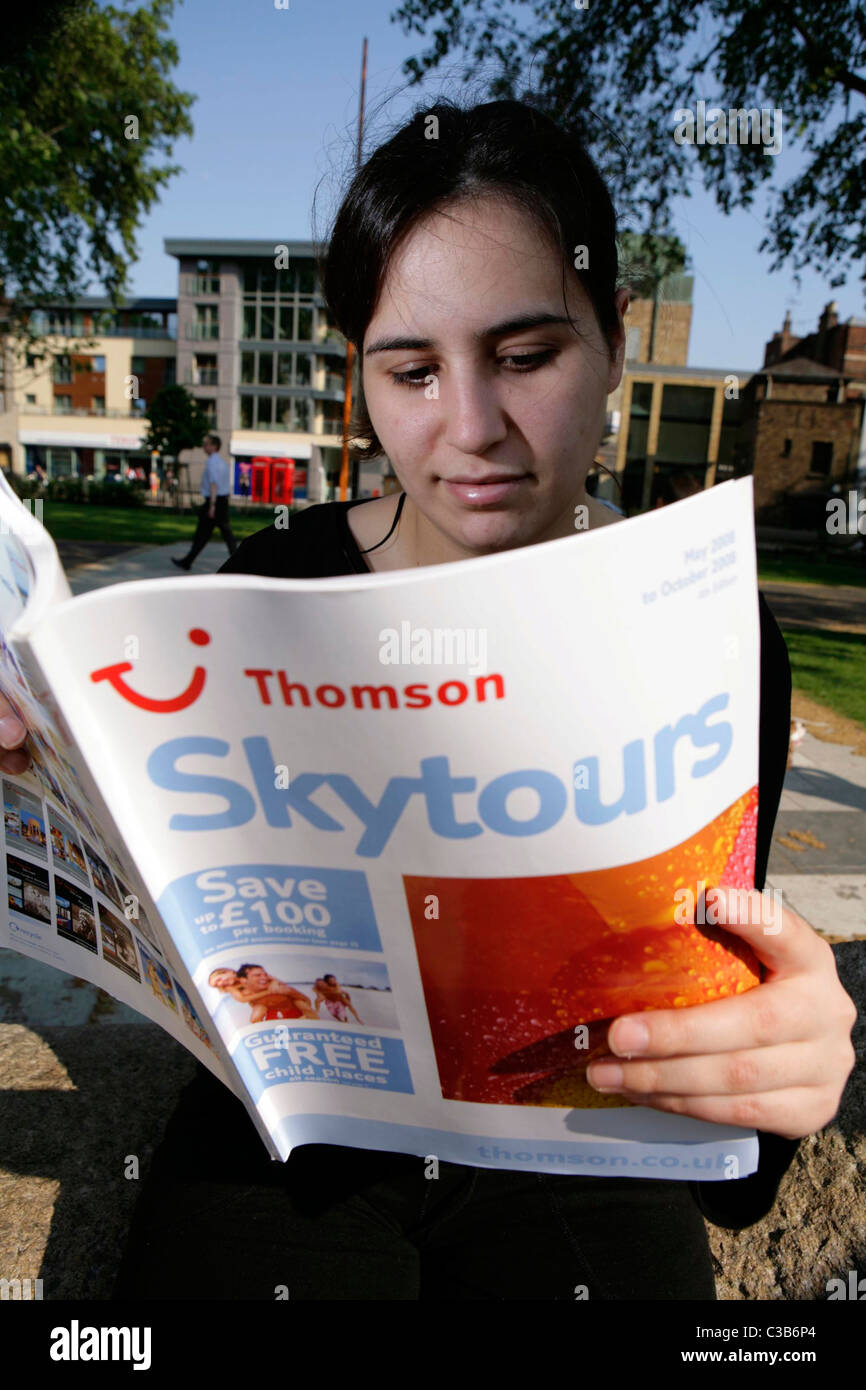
[0,716,25,747]
[587,1062,623,1090]
[610,1018,649,1056]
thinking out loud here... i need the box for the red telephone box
[249,456,296,505]
[271,458,295,505]
[250,459,270,503]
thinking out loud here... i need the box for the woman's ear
[607,287,631,393]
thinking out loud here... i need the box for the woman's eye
[390,350,556,387]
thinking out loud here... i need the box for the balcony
[186,323,220,341]
[99,324,176,340]
[21,404,146,419]
[188,276,220,295]
[184,370,219,387]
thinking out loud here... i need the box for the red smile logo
[90,628,211,712]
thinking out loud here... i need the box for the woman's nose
[441,368,508,455]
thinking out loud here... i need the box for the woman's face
[361,196,629,559]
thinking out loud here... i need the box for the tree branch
[790,15,866,98]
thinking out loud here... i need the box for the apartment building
[167,239,389,503]
[0,299,176,479]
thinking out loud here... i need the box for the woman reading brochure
[0,97,855,1301]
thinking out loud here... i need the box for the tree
[391,0,866,292]
[0,0,194,343]
[143,386,209,466]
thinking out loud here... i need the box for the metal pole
[338,36,368,503]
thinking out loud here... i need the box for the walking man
[171,433,238,570]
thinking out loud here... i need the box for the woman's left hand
[586,886,858,1139]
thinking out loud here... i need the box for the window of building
[164,358,176,386]
[194,354,218,386]
[278,305,294,340]
[92,395,106,414]
[276,352,293,386]
[260,306,275,340]
[259,266,277,296]
[243,265,259,294]
[92,355,106,373]
[297,262,315,295]
[54,394,72,413]
[295,354,311,386]
[53,355,72,384]
[196,397,217,427]
[298,308,313,340]
[242,306,257,340]
[275,398,294,429]
[258,353,274,385]
[258,396,273,425]
[25,393,36,404]
[810,440,833,476]
[192,304,219,340]
[240,394,254,428]
[782,438,792,457]
[48,313,84,336]
[25,353,38,369]
[131,356,147,376]
[241,351,255,384]
[48,448,75,476]
[193,259,220,294]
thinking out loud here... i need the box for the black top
[215,496,800,1229]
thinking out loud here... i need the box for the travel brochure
[0,471,763,1178]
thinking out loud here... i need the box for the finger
[0,711,27,747]
[607,976,820,1059]
[0,747,31,774]
[605,1084,837,1140]
[698,885,829,977]
[588,1039,830,1098]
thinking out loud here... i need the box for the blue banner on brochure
[156,863,382,962]
[232,1025,414,1099]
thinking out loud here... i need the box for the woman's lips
[441,475,529,505]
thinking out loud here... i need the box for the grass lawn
[37,504,866,583]
[38,502,279,545]
[780,627,866,730]
[756,552,866,588]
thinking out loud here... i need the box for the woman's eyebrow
[363,311,575,356]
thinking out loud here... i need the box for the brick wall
[624,299,691,366]
[750,398,860,521]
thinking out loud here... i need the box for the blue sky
[126,0,863,373]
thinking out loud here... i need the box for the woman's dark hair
[319,98,622,465]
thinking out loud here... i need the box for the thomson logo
[49,1320,151,1370]
[0,1276,43,1299]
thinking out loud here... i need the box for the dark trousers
[185,496,237,562]
[112,1066,717,1301]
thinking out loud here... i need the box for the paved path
[759,580,866,634]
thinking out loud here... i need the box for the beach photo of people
[98,904,140,982]
[206,955,398,1032]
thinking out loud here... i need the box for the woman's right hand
[0,690,32,775]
